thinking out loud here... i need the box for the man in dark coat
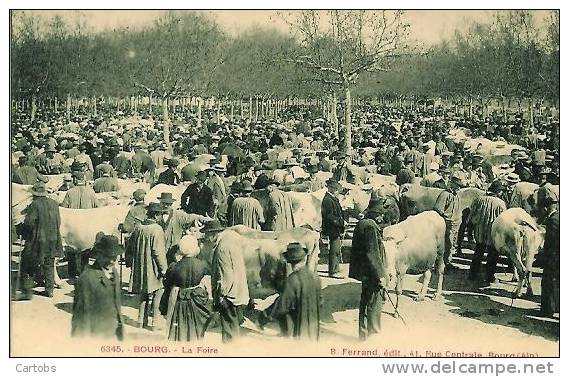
[321,177,345,278]
[132,145,156,181]
[468,180,507,284]
[395,154,415,185]
[12,156,41,185]
[349,197,388,340]
[332,152,352,183]
[18,182,63,299]
[71,235,124,340]
[181,170,215,216]
[156,158,181,186]
[434,172,465,268]
[537,185,560,318]
[259,242,321,341]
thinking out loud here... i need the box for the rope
[383,287,407,326]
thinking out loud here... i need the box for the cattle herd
[10,102,560,343]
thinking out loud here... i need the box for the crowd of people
[11,101,560,344]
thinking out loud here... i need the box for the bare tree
[125,11,226,142]
[278,10,410,155]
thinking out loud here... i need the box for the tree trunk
[66,94,71,120]
[468,96,473,118]
[240,99,244,120]
[528,98,534,128]
[501,96,507,122]
[230,100,234,121]
[93,96,98,117]
[344,86,352,157]
[197,99,203,131]
[31,96,37,122]
[216,98,221,125]
[331,92,338,138]
[249,96,253,123]
[54,97,58,113]
[162,97,170,144]
[149,94,153,114]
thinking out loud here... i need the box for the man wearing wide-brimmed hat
[71,235,124,340]
[258,242,321,340]
[468,180,507,285]
[17,182,63,300]
[421,162,441,188]
[396,153,416,186]
[434,171,466,268]
[36,144,64,175]
[157,192,212,265]
[120,188,148,234]
[156,158,181,186]
[126,202,169,330]
[536,184,559,318]
[321,177,345,278]
[93,170,120,193]
[181,169,215,217]
[61,171,98,209]
[207,160,229,224]
[332,151,353,183]
[265,177,295,231]
[229,180,264,230]
[349,193,389,340]
[208,220,249,343]
[12,155,42,185]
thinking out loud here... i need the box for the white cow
[59,205,130,251]
[382,211,446,307]
[491,208,544,298]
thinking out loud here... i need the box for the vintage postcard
[9,9,560,358]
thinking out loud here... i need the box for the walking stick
[383,287,407,326]
[14,243,23,300]
[119,230,124,287]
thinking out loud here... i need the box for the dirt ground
[10,245,559,357]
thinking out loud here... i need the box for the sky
[16,10,551,46]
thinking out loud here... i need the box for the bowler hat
[166,158,179,167]
[366,191,385,213]
[254,175,278,190]
[31,182,48,197]
[92,235,124,261]
[505,173,520,184]
[451,172,467,187]
[158,192,175,204]
[202,220,225,233]
[283,242,307,263]
[326,177,340,187]
[488,180,504,194]
[241,180,254,192]
[147,202,168,214]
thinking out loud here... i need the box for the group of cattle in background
[11,126,558,312]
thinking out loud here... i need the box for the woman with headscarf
[160,235,212,341]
